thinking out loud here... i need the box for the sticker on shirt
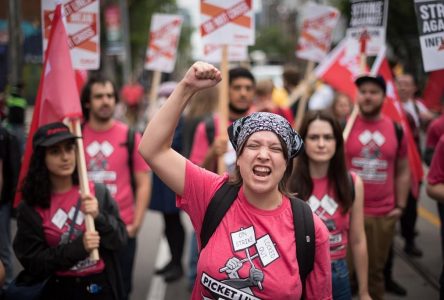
[353,130,388,183]
[200,226,281,299]
[329,233,342,245]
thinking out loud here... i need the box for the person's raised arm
[138,62,221,196]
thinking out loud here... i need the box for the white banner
[414,0,444,72]
[42,0,100,70]
[345,0,388,56]
[200,0,255,46]
[296,2,340,62]
[145,14,183,73]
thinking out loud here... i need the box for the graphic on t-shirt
[86,140,117,195]
[352,130,388,182]
[308,195,344,253]
[201,226,280,300]
[52,206,98,271]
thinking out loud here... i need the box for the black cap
[355,75,386,93]
[33,122,78,149]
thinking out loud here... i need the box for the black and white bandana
[228,112,303,160]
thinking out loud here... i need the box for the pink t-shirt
[177,161,332,300]
[83,121,149,225]
[345,115,407,216]
[308,174,356,261]
[190,115,238,173]
[426,114,444,148]
[428,135,444,185]
[36,183,105,277]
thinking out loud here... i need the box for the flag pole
[343,31,369,141]
[71,118,100,261]
[294,60,315,131]
[217,44,229,174]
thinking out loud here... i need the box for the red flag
[75,70,88,95]
[14,4,82,207]
[371,47,424,198]
[422,70,444,113]
[315,39,363,101]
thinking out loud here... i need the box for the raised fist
[182,61,222,92]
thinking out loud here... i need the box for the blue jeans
[187,231,198,289]
[332,259,352,300]
[0,202,13,288]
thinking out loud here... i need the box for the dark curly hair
[21,144,79,208]
[80,75,119,121]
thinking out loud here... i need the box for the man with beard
[189,67,256,173]
[345,75,410,300]
[80,76,151,300]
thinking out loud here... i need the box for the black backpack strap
[200,181,240,250]
[204,115,215,145]
[127,127,136,195]
[393,121,404,151]
[290,197,315,296]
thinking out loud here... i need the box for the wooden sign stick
[217,45,229,175]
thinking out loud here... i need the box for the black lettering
[203,275,209,285]
[425,36,442,47]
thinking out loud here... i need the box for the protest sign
[200,0,255,45]
[345,0,388,56]
[145,14,183,73]
[414,0,444,72]
[42,0,100,70]
[296,2,340,62]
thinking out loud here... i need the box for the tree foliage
[251,25,295,64]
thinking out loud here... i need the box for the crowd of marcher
[0,59,443,300]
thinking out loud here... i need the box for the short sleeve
[428,136,444,185]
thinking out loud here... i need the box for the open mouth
[253,166,271,177]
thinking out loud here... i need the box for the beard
[90,106,114,123]
[359,101,383,119]
[229,102,250,115]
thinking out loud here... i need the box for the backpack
[204,115,215,145]
[200,181,315,295]
[0,126,21,205]
[125,126,136,195]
